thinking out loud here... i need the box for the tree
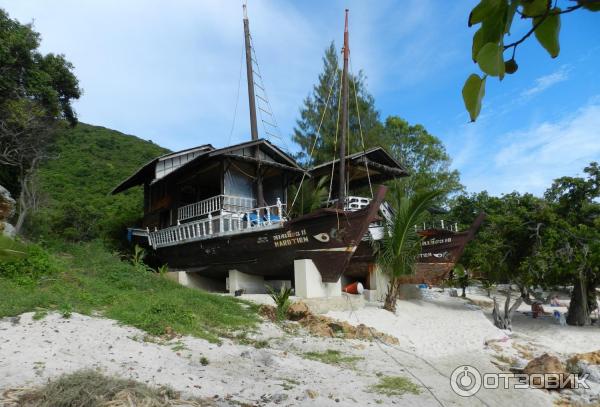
[0,9,81,233]
[294,43,463,205]
[462,0,600,121]
[380,116,463,202]
[377,186,442,312]
[542,162,599,325]
[293,42,382,165]
[450,163,600,326]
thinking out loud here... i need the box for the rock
[524,353,573,389]
[569,350,600,365]
[305,389,318,399]
[287,302,310,321]
[0,185,16,237]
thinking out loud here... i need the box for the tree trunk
[492,290,523,330]
[567,277,592,326]
[14,179,28,235]
[383,278,398,313]
[461,286,466,298]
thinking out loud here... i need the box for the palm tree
[376,186,443,312]
[288,177,329,217]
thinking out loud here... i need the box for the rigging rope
[350,57,373,199]
[227,46,245,145]
[248,34,292,153]
[289,67,338,211]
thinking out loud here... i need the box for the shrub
[266,285,292,321]
[0,241,58,285]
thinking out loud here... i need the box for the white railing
[327,196,372,211]
[177,195,257,222]
[415,220,459,233]
[151,201,286,248]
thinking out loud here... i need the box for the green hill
[31,123,169,244]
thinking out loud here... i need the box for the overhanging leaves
[477,42,505,78]
[534,8,561,58]
[462,74,486,122]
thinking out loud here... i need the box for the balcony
[177,194,257,222]
[149,198,286,248]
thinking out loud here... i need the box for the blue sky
[1,0,599,196]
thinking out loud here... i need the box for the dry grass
[0,370,216,407]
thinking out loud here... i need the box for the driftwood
[492,290,523,331]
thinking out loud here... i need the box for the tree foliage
[379,117,463,200]
[0,9,81,232]
[293,42,382,165]
[294,43,463,204]
[29,123,168,246]
[463,0,599,121]
[451,162,600,325]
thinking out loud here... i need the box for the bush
[0,240,57,285]
[266,285,292,321]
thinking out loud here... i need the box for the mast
[243,4,265,206]
[243,4,259,141]
[338,9,350,209]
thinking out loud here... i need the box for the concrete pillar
[366,263,390,302]
[227,269,265,295]
[294,259,341,298]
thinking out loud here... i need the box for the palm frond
[377,188,444,278]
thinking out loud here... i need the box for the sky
[1,0,599,196]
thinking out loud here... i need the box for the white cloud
[520,66,570,98]
[464,99,600,195]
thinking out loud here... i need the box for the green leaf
[505,0,520,33]
[469,0,502,26]
[521,0,550,17]
[477,42,506,78]
[462,74,486,122]
[534,9,561,58]
[579,0,600,11]
[472,28,485,62]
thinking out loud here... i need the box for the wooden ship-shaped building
[112,7,481,296]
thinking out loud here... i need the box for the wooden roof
[309,147,409,189]
[112,139,304,195]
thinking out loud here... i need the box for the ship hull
[146,187,387,283]
[346,213,486,285]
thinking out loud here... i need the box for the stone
[305,389,318,399]
[287,302,310,321]
[0,185,16,237]
[524,353,573,389]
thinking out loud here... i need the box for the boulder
[287,301,310,321]
[0,185,16,237]
[524,353,573,389]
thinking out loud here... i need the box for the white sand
[1,290,597,406]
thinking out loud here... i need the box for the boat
[345,213,486,285]
[112,8,387,284]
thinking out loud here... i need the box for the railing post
[219,214,223,233]
[455,222,458,232]
[208,213,213,234]
[246,212,251,229]
[276,197,282,218]
[441,219,445,230]
[266,207,271,224]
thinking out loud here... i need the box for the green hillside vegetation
[29,123,169,244]
[0,241,259,342]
